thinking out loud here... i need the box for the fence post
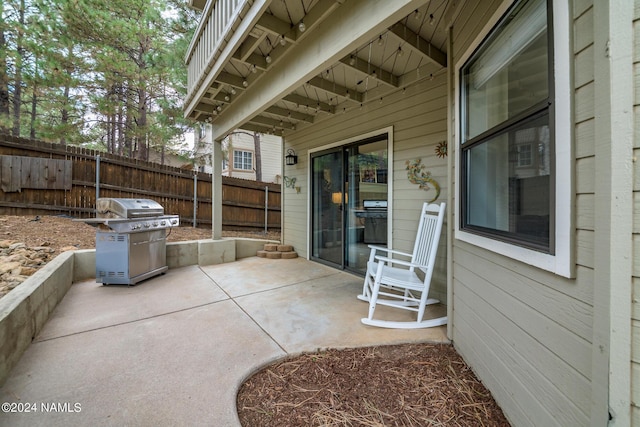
[96,154,100,200]
[264,186,268,234]
[193,173,198,228]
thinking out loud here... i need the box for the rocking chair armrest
[367,245,413,258]
[373,255,428,270]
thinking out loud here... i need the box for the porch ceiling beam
[265,105,315,123]
[307,76,362,102]
[249,115,296,130]
[216,72,248,89]
[209,91,238,104]
[235,34,268,62]
[283,94,335,114]
[231,53,268,71]
[388,22,446,68]
[293,0,344,41]
[256,13,297,43]
[337,57,398,88]
[205,82,220,93]
[211,0,430,141]
[241,122,275,135]
[191,109,210,122]
[203,81,222,98]
[194,102,216,114]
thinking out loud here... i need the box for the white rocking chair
[358,202,446,329]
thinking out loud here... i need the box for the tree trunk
[11,0,25,136]
[253,132,262,181]
[117,82,124,155]
[137,84,148,160]
[60,84,69,146]
[29,61,37,139]
[136,35,149,161]
[0,1,9,133]
[59,45,74,146]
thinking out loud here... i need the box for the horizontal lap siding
[632,0,640,424]
[284,73,449,297]
[450,1,594,426]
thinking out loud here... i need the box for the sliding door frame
[307,126,394,271]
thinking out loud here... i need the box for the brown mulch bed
[237,343,510,426]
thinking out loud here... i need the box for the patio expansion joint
[214,270,347,299]
[197,268,348,354]
[33,299,230,344]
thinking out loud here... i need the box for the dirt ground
[1,214,510,427]
[0,214,280,258]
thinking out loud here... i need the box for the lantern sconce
[285,148,298,166]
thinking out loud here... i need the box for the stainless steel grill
[83,198,180,285]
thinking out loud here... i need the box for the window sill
[455,228,573,278]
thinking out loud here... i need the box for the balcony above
[184,0,459,141]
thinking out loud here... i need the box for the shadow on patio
[0,257,447,426]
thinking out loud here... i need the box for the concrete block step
[265,251,282,259]
[257,244,297,259]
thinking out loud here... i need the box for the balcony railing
[185,0,244,102]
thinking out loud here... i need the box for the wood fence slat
[0,135,281,231]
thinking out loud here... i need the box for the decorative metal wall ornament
[283,176,301,193]
[283,176,297,188]
[405,159,440,202]
[435,140,447,158]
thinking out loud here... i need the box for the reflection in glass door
[311,150,343,266]
[311,136,388,273]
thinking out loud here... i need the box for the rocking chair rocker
[358,202,446,329]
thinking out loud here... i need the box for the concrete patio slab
[235,270,448,353]
[35,265,230,341]
[0,299,285,427]
[202,257,335,297]
[0,257,447,427]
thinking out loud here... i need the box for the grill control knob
[160,220,166,226]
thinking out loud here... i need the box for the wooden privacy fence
[0,135,281,231]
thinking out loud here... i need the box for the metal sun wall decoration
[435,140,447,158]
[405,158,440,202]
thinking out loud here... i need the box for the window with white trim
[460,0,553,253]
[233,150,253,170]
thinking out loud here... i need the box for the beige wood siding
[449,1,595,426]
[223,131,282,183]
[632,0,640,424]
[282,74,448,299]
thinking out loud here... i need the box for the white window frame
[454,0,574,278]
[233,150,253,171]
[517,143,533,167]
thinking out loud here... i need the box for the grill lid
[363,200,388,209]
[96,198,164,219]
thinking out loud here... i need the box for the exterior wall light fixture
[285,148,298,166]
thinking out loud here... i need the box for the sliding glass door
[310,136,388,274]
[311,150,344,266]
